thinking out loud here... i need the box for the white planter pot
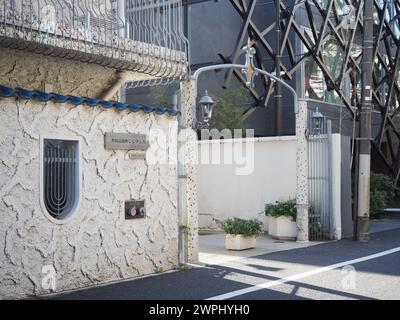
[225,234,257,251]
[268,216,297,241]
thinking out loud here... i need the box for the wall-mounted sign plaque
[105,133,149,151]
[128,151,146,160]
[125,200,146,220]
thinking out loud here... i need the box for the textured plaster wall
[0,48,151,99]
[0,96,178,299]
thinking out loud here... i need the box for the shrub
[370,190,388,218]
[216,218,263,237]
[370,173,397,218]
[208,87,250,131]
[371,173,396,199]
[265,199,297,221]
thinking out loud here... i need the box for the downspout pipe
[174,91,187,265]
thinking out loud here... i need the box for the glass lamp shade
[312,107,324,134]
[202,104,212,121]
[199,90,215,122]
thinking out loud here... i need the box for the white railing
[0,0,189,84]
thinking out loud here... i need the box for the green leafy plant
[153,85,173,108]
[208,87,251,131]
[151,84,180,108]
[265,199,297,221]
[370,190,388,218]
[179,220,190,232]
[370,173,398,218]
[215,218,263,237]
[178,265,191,272]
[154,266,164,274]
[371,173,396,198]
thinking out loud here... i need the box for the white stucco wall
[197,136,297,231]
[331,134,342,240]
[0,96,178,299]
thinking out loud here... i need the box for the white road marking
[185,263,214,270]
[206,246,400,300]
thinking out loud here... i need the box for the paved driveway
[47,220,400,300]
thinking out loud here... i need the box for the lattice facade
[222,0,400,175]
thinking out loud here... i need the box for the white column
[179,79,199,263]
[331,134,342,240]
[296,99,309,242]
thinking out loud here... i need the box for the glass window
[303,30,343,103]
[375,0,399,37]
[316,0,347,11]
[303,28,360,105]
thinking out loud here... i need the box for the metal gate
[308,111,333,241]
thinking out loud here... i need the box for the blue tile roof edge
[0,84,179,117]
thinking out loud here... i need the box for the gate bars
[308,111,333,240]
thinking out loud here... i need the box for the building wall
[0,48,151,99]
[197,136,297,232]
[0,96,178,299]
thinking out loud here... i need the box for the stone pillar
[179,79,199,263]
[296,99,309,242]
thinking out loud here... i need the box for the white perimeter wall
[0,97,178,299]
[197,136,297,231]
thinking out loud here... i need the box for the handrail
[0,0,189,86]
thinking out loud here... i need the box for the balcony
[0,0,189,85]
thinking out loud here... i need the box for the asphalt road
[49,227,400,300]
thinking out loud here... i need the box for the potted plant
[216,218,263,250]
[265,199,297,240]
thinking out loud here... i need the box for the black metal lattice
[222,0,400,177]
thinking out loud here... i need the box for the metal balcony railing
[0,0,189,86]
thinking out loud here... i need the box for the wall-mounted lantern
[199,90,215,126]
[311,107,324,135]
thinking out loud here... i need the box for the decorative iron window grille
[43,139,79,220]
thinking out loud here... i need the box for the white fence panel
[197,136,297,232]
